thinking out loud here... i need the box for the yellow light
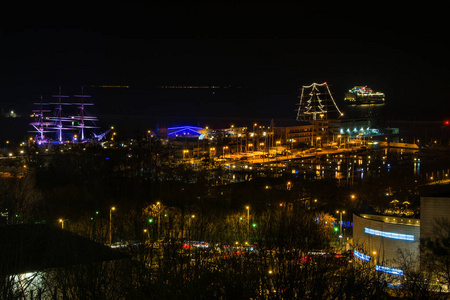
[111,207,116,211]
[191,214,195,219]
[246,206,249,210]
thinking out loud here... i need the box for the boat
[344,86,385,105]
[29,87,107,144]
[378,142,419,150]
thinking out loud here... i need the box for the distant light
[445,120,449,125]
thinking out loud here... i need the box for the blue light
[354,250,371,262]
[167,126,203,130]
[167,126,202,137]
[364,228,414,241]
[375,265,404,276]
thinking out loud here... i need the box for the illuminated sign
[375,265,404,276]
[354,250,371,262]
[364,228,414,241]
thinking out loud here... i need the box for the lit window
[364,228,414,241]
[375,265,404,276]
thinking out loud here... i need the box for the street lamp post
[59,218,67,229]
[109,206,116,247]
[246,206,250,238]
[143,229,148,243]
[223,146,228,159]
[336,210,345,248]
[156,202,161,237]
[188,214,195,241]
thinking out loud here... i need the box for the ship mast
[29,96,54,143]
[48,86,72,143]
[296,82,343,121]
[72,86,99,141]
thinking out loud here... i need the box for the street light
[59,218,66,229]
[143,229,149,243]
[316,137,321,148]
[336,210,345,247]
[223,146,228,159]
[110,206,116,247]
[188,214,195,241]
[246,206,250,238]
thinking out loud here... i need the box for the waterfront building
[353,192,450,278]
[353,213,420,272]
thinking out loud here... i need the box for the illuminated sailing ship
[29,87,106,144]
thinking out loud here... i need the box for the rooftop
[356,213,420,226]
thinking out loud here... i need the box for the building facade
[353,213,420,274]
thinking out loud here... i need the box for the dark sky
[1,2,449,128]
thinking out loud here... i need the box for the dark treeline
[2,144,447,299]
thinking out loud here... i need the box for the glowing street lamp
[246,206,250,237]
[223,146,229,158]
[59,218,67,229]
[336,210,346,247]
[109,206,116,247]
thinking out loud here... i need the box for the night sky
[1,2,449,132]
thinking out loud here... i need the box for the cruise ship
[344,86,385,104]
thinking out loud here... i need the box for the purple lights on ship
[29,87,102,144]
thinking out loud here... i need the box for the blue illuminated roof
[167,126,202,137]
[364,228,414,241]
[167,126,203,130]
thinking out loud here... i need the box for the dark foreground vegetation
[1,145,449,299]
